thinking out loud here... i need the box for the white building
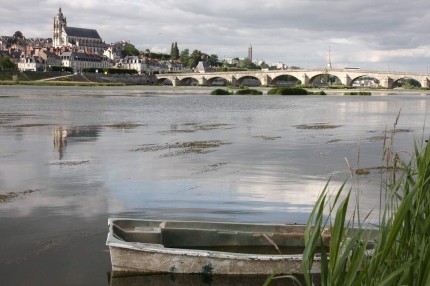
[60,51,112,72]
[18,56,45,71]
[223,58,240,66]
[163,60,184,72]
[274,62,287,70]
[122,56,168,74]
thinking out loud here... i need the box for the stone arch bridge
[155,68,430,89]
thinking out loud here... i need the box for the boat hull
[109,245,321,276]
[107,218,323,276]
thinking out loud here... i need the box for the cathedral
[53,8,105,54]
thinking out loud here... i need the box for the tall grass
[299,140,430,286]
[267,113,430,285]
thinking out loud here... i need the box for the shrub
[327,84,353,89]
[312,90,326,95]
[51,66,73,72]
[296,84,313,89]
[83,68,138,74]
[215,67,247,72]
[344,91,372,96]
[267,87,309,95]
[105,68,138,74]
[235,89,263,95]
[210,88,231,95]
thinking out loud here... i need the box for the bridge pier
[421,78,429,88]
[341,74,352,87]
[260,75,272,86]
[381,76,394,89]
[300,74,310,85]
[229,76,238,86]
[198,76,207,86]
[171,77,180,87]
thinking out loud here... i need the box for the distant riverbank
[0,80,429,96]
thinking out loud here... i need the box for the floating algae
[0,189,39,203]
[131,140,230,157]
[295,123,341,130]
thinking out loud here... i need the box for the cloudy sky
[1,0,430,72]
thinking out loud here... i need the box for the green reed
[300,140,430,286]
[267,110,430,286]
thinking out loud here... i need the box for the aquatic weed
[295,123,341,130]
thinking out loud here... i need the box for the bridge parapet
[155,69,430,89]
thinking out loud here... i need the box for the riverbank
[0,80,128,86]
[1,81,428,96]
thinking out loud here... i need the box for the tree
[0,56,18,70]
[141,48,153,58]
[174,43,179,60]
[142,50,170,60]
[188,49,202,68]
[12,31,25,45]
[13,31,23,39]
[170,42,179,60]
[208,54,220,67]
[240,58,259,70]
[121,43,140,57]
[260,62,270,69]
[179,49,189,66]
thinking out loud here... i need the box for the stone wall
[83,73,156,85]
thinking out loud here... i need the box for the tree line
[122,42,222,69]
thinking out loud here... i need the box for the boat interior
[109,219,324,255]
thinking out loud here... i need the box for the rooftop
[64,27,101,39]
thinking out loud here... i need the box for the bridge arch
[179,77,199,86]
[271,74,300,86]
[236,75,262,86]
[206,76,229,86]
[351,75,380,88]
[309,73,342,87]
[156,77,173,86]
[392,77,422,88]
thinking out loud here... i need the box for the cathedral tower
[53,8,67,48]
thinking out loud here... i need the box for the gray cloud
[1,0,430,72]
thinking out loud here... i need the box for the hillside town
[0,8,384,88]
[0,8,288,75]
[0,8,197,74]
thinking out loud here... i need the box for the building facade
[18,56,45,71]
[53,8,105,54]
[121,56,168,74]
[60,51,112,72]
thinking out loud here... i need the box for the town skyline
[1,0,430,72]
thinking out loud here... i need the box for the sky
[1,0,430,72]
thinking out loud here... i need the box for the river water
[0,86,429,285]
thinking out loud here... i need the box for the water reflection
[53,127,67,160]
[52,125,102,160]
[108,274,316,286]
[0,87,429,286]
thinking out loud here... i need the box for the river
[0,86,429,285]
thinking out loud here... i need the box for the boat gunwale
[107,218,319,261]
